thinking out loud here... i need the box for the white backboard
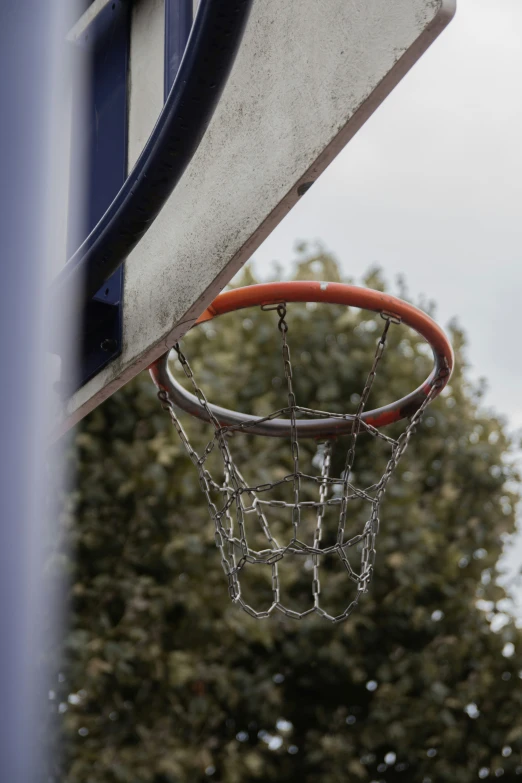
[58,0,455,434]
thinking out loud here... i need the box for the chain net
[156,304,441,623]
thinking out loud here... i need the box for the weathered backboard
[57,0,455,435]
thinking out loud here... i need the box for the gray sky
[252,0,522,614]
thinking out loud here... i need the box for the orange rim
[150,282,453,436]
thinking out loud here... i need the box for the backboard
[56,0,455,436]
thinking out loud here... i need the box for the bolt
[101,338,118,353]
[297,181,314,197]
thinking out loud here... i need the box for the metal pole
[0,1,70,779]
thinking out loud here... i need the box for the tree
[53,247,522,783]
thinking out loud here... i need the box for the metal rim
[149,282,454,438]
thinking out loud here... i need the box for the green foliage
[55,248,522,783]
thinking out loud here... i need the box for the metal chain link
[312,441,332,610]
[278,305,301,542]
[156,306,444,623]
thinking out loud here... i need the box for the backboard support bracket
[60,0,129,392]
[77,267,124,391]
[51,267,123,396]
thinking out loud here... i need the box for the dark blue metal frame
[165,0,193,99]
[52,0,253,307]
[68,0,130,389]
[53,0,253,392]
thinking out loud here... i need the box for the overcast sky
[252,0,522,611]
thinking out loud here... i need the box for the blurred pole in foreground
[0,1,73,779]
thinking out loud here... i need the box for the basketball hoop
[150,282,453,622]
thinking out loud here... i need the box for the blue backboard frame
[68,0,130,389]
[67,0,195,390]
[165,0,193,99]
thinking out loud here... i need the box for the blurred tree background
[51,247,522,783]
